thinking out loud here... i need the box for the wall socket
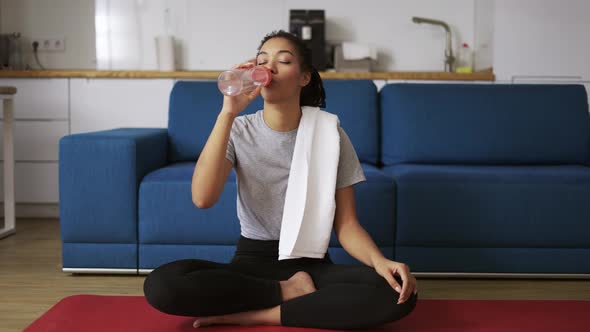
[32,37,65,52]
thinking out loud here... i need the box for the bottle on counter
[8,32,24,70]
[455,42,474,73]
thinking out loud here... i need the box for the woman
[143,30,418,330]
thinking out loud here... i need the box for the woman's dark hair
[257,30,326,108]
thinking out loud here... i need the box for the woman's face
[256,37,311,104]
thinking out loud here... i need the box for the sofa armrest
[59,128,168,246]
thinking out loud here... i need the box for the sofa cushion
[139,162,396,248]
[380,83,590,165]
[323,80,380,165]
[139,162,241,245]
[341,163,396,247]
[383,164,590,248]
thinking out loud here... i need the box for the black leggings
[143,236,418,330]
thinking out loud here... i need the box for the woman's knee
[348,267,417,318]
[364,284,418,324]
[143,260,232,316]
[400,290,418,314]
[143,261,202,315]
[143,268,178,314]
[383,289,418,323]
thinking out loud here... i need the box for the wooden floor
[1,219,590,332]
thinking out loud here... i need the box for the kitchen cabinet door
[0,162,59,203]
[0,79,69,120]
[0,121,68,161]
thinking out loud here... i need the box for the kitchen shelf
[0,69,495,81]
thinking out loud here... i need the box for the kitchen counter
[0,69,495,81]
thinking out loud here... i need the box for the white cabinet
[0,162,59,203]
[372,80,387,91]
[0,78,173,205]
[69,79,173,134]
[0,121,68,161]
[0,79,69,119]
[0,78,68,204]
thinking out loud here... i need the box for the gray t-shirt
[226,109,366,240]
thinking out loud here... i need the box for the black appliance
[289,10,327,70]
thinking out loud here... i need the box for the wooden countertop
[0,69,495,81]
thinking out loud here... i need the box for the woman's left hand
[373,257,418,304]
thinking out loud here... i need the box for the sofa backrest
[380,83,590,166]
[168,80,380,165]
[323,80,379,165]
[167,81,262,162]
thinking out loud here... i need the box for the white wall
[473,0,494,71]
[1,0,478,71]
[177,0,476,72]
[493,0,590,82]
[0,0,96,69]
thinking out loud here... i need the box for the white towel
[278,106,341,260]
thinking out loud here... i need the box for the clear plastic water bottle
[455,42,474,73]
[218,66,272,96]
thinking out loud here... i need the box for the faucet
[412,16,455,72]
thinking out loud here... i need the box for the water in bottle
[218,66,272,96]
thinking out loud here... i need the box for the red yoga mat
[24,294,589,332]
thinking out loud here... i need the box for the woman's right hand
[220,59,263,116]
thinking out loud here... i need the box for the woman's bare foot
[193,305,280,328]
[192,271,316,328]
[279,271,317,302]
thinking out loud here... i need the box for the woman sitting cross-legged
[143,29,418,330]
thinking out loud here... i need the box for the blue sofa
[59,81,590,276]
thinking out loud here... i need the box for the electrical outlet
[32,37,65,52]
